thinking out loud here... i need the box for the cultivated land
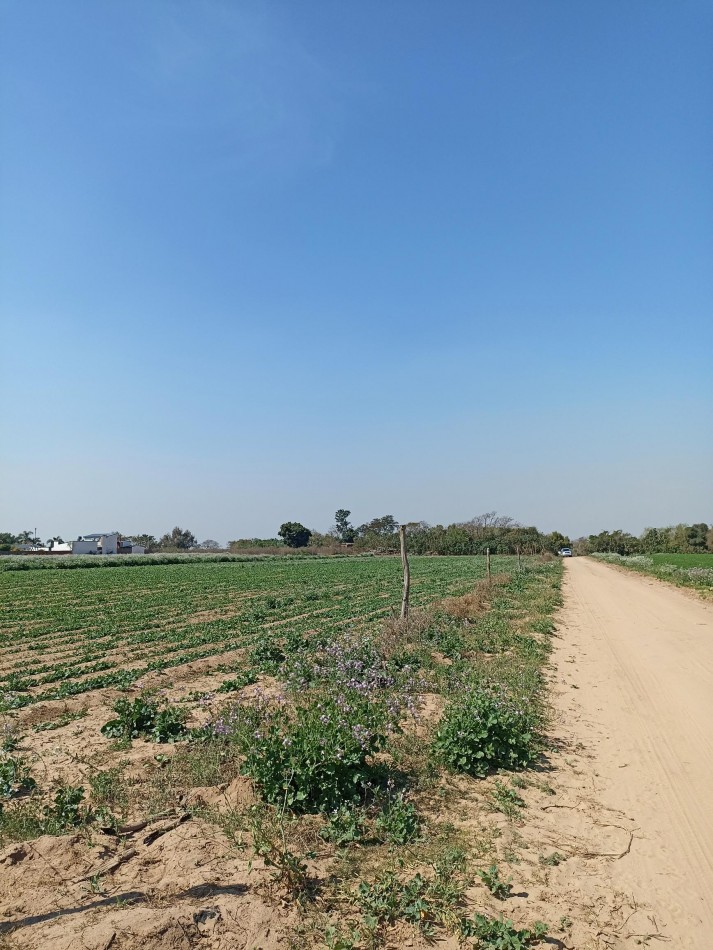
[1,554,711,949]
[554,558,713,949]
[0,555,571,949]
[0,557,501,711]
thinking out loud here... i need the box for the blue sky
[1,0,711,543]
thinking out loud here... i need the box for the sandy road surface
[556,558,713,948]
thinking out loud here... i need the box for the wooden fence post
[486,546,491,583]
[517,545,522,572]
[399,525,410,621]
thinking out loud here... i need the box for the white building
[71,533,118,555]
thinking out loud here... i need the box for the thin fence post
[486,546,491,584]
[399,525,410,622]
[517,545,522,573]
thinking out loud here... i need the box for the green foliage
[226,693,387,813]
[319,804,366,846]
[50,784,88,827]
[334,509,356,544]
[461,913,548,948]
[375,792,421,844]
[0,755,36,802]
[538,851,565,867]
[89,767,129,816]
[490,780,526,818]
[249,640,286,675]
[593,552,713,590]
[433,686,539,778]
[0,556,535,710]
[356,849,467,937]
[586,521,712,556]
[217,671,257,693]
[101,696,187,743]
[0,782,96,843]
[477,863,513,899]
[278,522,312,548]
[158,526,197,550]
[33,708,88,732]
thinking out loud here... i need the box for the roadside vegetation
[577,521,712,558]
[0,553,562,947]
[591,551,713,591]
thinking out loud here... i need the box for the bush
[433,685,539,777]
[215,691,388,813]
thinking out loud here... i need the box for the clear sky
[1,0,711,544]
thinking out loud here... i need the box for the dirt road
[555,557,713,948]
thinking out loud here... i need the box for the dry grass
[440,573,511,619]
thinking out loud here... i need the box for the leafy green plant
[433,685,539,778]
[1,722,21,751]
[460,913,548,948]
[49,784,89,828]
[356,848,468,939]
[101,696,187,743]
[490,780,526,818]
[217,671,257,693]
[89,767,129,816]
[477,863,513,899]
[249,641,286,675]
[320,804,366,846]
[1,783,96,841]
[376,792,421,844]
[224,692,387,813]
[539,851,566,867]
[0,755,36,803]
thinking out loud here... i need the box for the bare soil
[549,557,713,948]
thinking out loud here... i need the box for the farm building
[71,534,145,555]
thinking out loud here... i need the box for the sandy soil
[553,557,713,949]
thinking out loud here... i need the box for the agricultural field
[1,556,511,711]
[0,555,577,950]
[650,552,713,569]
[592,552,713,591]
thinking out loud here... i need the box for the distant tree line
[576,522,713,556]
[9,514,708,559]
[227,510,571,554]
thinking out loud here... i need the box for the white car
[559,547,573,557]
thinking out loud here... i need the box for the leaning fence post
[486,546,492,584]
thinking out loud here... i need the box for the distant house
[69,533,144,556]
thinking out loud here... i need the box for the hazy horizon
[2,1,711,545]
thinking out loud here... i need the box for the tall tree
[334,509,356,543]
[278,522,312,548]
[159,527,197,550]
[358,515,398,537]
